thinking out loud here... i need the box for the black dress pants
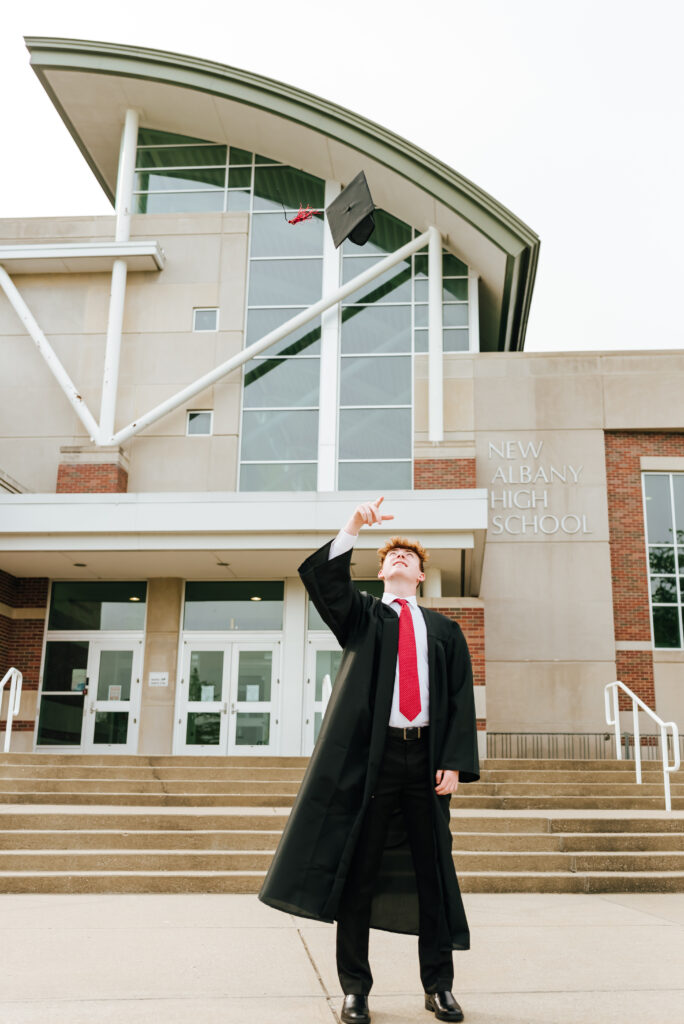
[336,731,454,995]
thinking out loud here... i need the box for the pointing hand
[346,496,395,535]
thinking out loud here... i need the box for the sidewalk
[0,892,682,1023]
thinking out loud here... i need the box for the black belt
[387,725,429,740]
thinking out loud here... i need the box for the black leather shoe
[424,990,464,1022]
[341,994,371,1024]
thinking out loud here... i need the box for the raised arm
[299,497,394,647]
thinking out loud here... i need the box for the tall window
[241,163,326,491]
[643,473,684,647]
[133,129,473,492]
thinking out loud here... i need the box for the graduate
[259,496,480,1023]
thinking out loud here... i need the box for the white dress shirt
[328,529,430,727]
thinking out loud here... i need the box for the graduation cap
[325,171,375,248]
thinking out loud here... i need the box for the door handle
[222,702,227,714]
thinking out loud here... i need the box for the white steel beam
[0,265,101,441]
[428,226,444,442]
[316,180,342,491]
[468,268,480,352]
[100,109,139,442]
[108,228,432,447]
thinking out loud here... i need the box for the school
[1,37,683,761]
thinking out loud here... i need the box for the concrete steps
[0,754,681,893]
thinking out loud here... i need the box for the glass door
[177,642,230,754]
[304,638,342,754]
[36,639,90,747]
[81,639,144,754]
[176,639,281,755]
[227,642,280,754]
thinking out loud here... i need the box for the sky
[1,0,683,354]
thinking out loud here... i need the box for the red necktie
[395,599,421,722]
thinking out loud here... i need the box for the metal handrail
[604,680,680,811]
[0,667,23,753]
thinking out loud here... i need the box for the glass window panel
[237,650,272,702]
[679,549,684,572]
[189,650,224,701]
[136,144,227,169]
[650,577,677,603]
[253,166,325,213]
[644,475,674,544]
[226,191,251,211]
[96,650,133,701]
[414,330,428,353]
[48,583,146,631]
[230,147,252,165]
[342,210,410,257]
[37,695,84,745]
[188,411,212,435]
[241,409,318,460]
[414,278,469,303]
[235,712,270,745]
[649,547,675,573]
[443,329,470,352]
[341,304,411,354]
[338,460,412,491]
[244,357,320,408]
[341,258,412,303]
[247,259,323,307]
[93,712,129,745]
[239,462,317,491]
[255,153,279,164]
[135,168,225,191]
[443,278,469,301]
[186,712,221,745]
[339,408,411,460]
[184,582,284,630]
[250,212,324,258]
[673,475,684,542]
[340,356,411,406]
[315,649,343,700]
[417,302,469,329]
[653,606,681,648]
[194,308,218,331]
[135,191,224,214]
[246,310,321,357]
[443,253,468,275]
[138,128,217,147]
[443,304,469,327]
[42,641,89,692]
[314,711,323,743]
[227,167,251,189]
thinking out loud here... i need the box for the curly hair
[377,536,429,572]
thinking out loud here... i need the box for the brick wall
[0,569,48,742]
[432,605,485,686]
[56,463,128,493]
[604,430,684,709]
[414,458,476,489]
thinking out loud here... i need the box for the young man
[259,497,480,1023]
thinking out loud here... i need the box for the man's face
[378,546,425,590]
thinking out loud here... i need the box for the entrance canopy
[0,490,488,596]
[25,36,539,353]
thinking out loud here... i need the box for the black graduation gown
[258,539,480,949]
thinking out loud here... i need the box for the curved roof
[25,36,539,352]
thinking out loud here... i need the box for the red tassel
[288,205,316,224]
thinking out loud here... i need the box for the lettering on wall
[488,439,591,537]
